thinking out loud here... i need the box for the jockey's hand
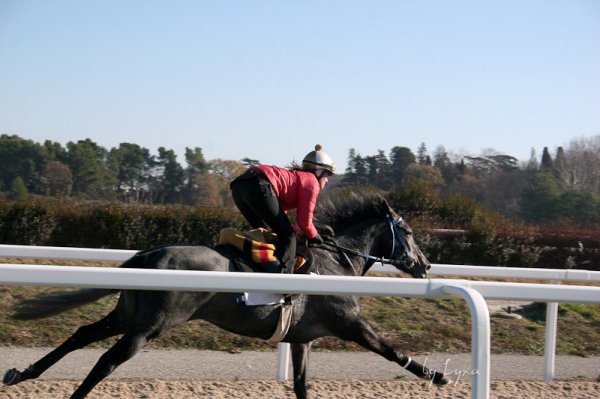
[307,234,324,246]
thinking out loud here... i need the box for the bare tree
[559,135,600,192]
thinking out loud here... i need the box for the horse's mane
[315,192,391,232]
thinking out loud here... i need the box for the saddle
[216,227,316,343]
[215,227,316,275]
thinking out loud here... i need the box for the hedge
[0,199,245,250]
[0,199,598,271]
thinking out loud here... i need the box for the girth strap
[267,300,294,343]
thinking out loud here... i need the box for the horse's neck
[334,224,379,276]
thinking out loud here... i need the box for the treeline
[2,133,600,227]
[0,134,253,207]
[343,136,600,227]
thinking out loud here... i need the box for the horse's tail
[12,288,117,320]
[13,250,151,321]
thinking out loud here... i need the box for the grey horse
[3,193,450,398]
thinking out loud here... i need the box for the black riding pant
[230,170,296,271]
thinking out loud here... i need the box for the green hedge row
[417,230,600,271]
[0,199,246,249]
[387,182,600,271]
[0,199,598,271]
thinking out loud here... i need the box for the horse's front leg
[290,342,312,399]
[336,318,451,385]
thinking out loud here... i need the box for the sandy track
[1,380,599,398]
[0,349,598,398]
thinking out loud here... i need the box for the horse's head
[380,200,431,279]
[315,192,431,278]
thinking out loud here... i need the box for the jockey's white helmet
[302,144,336,175]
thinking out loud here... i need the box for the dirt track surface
[2,380,599,399]
[0,348,598,398]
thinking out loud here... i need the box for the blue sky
[1,0,599,170]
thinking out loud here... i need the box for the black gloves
[307,233,324,246]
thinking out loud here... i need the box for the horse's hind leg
[3,310,126,386]
[69,327,155,399]
[291,342,312,399]
[337,318,450,385]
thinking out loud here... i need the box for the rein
[317,216,410,269]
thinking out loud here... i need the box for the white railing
[1,263,599,399]
[1,244,600,399]
[374,263,600,383]
[2,244,598,283]
[3,243,598,382]
[0,263,495,398]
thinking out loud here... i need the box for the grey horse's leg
[68,328,152,399]
[68,294,196,399]
[3,310,126,386]
[337,318,450,385]
[291,342,312,399]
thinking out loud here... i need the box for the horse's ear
[378,194,393,215]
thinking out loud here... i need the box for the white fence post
[276,342,291,381]
[443,285,490,399]
[544,301,559,382]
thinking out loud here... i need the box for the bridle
[317,215,414,272]
[386,216,414,269]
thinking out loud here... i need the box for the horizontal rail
[0,263,455,296]
[0,244,135,262]
[1,264,599,304]
[2,244,599,283]
[373,264,600,282]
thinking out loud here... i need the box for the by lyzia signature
[422,357,479,387]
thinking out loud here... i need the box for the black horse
[3,193,449,398]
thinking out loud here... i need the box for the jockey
[230,144,336,273]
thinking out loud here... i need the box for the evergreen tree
[156,147,184,203]
[364,150,390,188]
[7,177,29,200]
[353,154,367,186]
[183,147,209,205]
[417,142,431,165]
[342,148,359,186]
[520,173,561,222]
[43,140,68,162]
[540,147,554,172]
[109,143,154,203]
[373,149,392,189]
[67,139,108,196]
[558,190,600,226]
[0,134,47,193]
[389,146,416,190]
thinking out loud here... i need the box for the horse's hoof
[3,368,21,386]
[434,375,452,385]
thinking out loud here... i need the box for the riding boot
[275,233,297,274]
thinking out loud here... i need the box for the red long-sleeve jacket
[251,165,320,239]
